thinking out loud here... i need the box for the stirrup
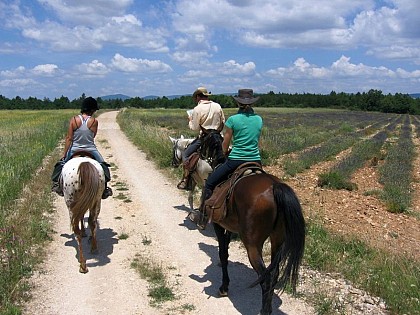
[187,210,207,230]
[177,179,191,190]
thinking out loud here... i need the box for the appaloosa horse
[61,156,105,273]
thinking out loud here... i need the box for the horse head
[169,135,195,167]
[199,127,226,169]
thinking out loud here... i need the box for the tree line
[0,89,419,114]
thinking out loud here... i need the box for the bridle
[200,130,226,169]
[171,139,182,167]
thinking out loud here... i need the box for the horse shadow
[188,242,285,315]
[61,220,118,269]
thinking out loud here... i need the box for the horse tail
[271,182,305,293]
[70,161,102,228]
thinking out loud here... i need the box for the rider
[189,89,263,228]
[177,86,225,190]
[51,97,113,199]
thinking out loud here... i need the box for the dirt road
[23,111,314,315]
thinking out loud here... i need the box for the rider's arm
[62,117,76,159]
[188,109,200,131]
[222,127,233,155]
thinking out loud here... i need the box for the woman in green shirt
[202,89,263,201]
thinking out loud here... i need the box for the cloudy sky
[1,0,419,100]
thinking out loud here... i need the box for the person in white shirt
[177,87,225,190]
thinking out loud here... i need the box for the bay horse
[61,156,105,273]
[169,135,212,211]
[197,130,306,315]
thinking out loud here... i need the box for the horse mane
[200,129,226,168]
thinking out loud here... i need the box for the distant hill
[143,94,186,100]
[142,95,160,100]
[410,93,420,99]
[100,94,131,100]
[100,94,183,101]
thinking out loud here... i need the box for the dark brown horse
[200,130,306,315]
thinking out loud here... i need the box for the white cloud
[1,66,26,77]
[111,53,172,73]
[32,64,59,75]
[37,0,134,26]
[76,60,109,76]
[220,60,256,75]
[0,78,37,88]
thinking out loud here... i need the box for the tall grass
[117,109,184,168]
[0,110,71,314]
[305,218,419,314]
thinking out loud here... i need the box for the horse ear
[169,136,175,143]
[181,135,184,140]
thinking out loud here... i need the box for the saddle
[70,150,95,159]
[204,162,264,222]
[183,152,200,172]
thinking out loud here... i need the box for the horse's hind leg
[73,222,88,273]
[80,218,87,237]
[188,181,197,211]
[88,204,100,254]
[214,223,231,297]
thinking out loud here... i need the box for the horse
[196,130,306,315]
[61,156,105,273]
[169,135,212,211]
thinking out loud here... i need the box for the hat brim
[233,96,260,105]
[193,91,211,98]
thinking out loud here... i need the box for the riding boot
[101,162,113,199]
[177,166,192,190]
[51,160,65,196]
[188,188,213,229]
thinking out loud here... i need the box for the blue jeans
[205,159,261,191]
[65,146,104,163]
[182,138,201,162]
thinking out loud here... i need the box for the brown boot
[177,167,192,190]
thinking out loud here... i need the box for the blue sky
[0,0,419,100]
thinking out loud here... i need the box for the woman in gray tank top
[51,97,112,199]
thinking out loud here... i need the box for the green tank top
[225,112,262,161]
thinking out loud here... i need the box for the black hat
[81,97,99,112]
[233,89,259,105]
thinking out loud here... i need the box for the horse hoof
[218,289,228,297]
[79,267,89,274]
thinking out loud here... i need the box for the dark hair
[81,97,99,113]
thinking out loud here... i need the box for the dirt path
[23,111,314,315]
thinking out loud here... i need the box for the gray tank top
[72,115,95,149]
